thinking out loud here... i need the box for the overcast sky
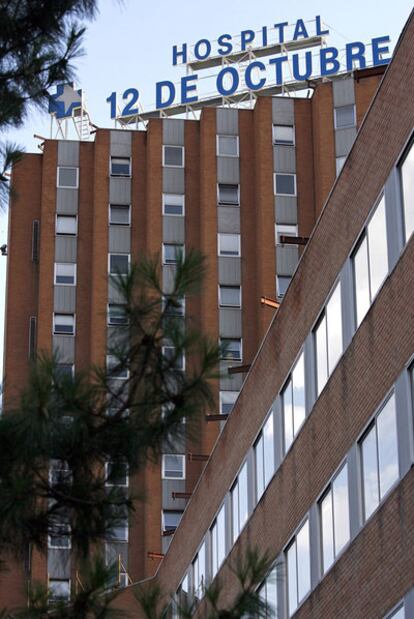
[1,0,413,380]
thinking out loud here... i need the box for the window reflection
[361,394,399,520]
[353,197,388,327]
[283,352,306,451]
[315,281,343,395]
[401,139,414,241]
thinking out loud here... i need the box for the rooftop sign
[49,16,392,125]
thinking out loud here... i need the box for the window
[163,295,185,317]
[108,304,128,326]
[385,604,405,619]
[107,504,128,541]
[53,313,75,336]
[54,263,76,286]
[276,224,298,244]
[177,574,190,613]
[162,345,185,371]
[163,145,184,167]
[400,139,414,242]
[162,510,183,532]
[105,461,129,487]
[109,253,130,275]
[106,354,129,380]
[274,173,296,196]
[258,566,278,618]
[110,157,131,176]
[220,338,242,361]
[218,233,241,256]
[314,281,343,396]
[49,579,70,602]
[57,167,78,188]
[255,412,275,501]
[192,541,206,600]
[211,504,226,578]
[231,461,249,543]
[109,204,130,225]
[163,194,185,216]
[219,285,241,308]
[360,393,399,520]
[336,156,346,175]
[162,454,185,479]
[286,519,311,616]
[217,135,239,157]
[49,460,72,486]
[334,104,356,129]
[277,275,291,298]
[319,462,350,574]
[353,197,388,327]
[55,364,74,379]
[56,215,77,235]
[282,351,305,452]
[273,124,295,145]
[48,515,71,549]
[220,391,238,415]
[217,183,240,206]
[163,243,184,265]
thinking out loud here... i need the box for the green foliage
[0,0,100,204]
[0,251,220,578]
[136,547,275,619]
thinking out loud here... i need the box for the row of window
[175,130,414,615]
[178,383,405,617]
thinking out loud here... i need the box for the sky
[0,0,413,380]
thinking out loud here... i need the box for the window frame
[57,166,79,189]
[105,461,129,488]
[210,502,226,579]
[106,354,130,380]
[318,459,351,575]
[109,203,131,226]
[53,313,75,336]
[334,104,356,129]
[162,243,185,265]
[110,156,131,177]
[282,349,306,453]
[274,173,297,197]
[162,509,183,532]
[272,124,295,146]
[162,193,185,216]
[162,345,186,371]
[276,274,291,299]
[48,517,71,550]
[49,579,71,603]
[220,337,242,361]
[54,262,77,286]
[254,410,275,502]
[162,145,185,168]
[218,285,242,308]
[399,135,414,244]
[231,460,249,543]
[217,233,241,257]
[162,454,186,480]
[219,390,239,415]
[275,223,298,244]
[108,253,131,275]
[285,517,311,617]
[351,194,389,328]
[216,135,239,157]
[55,214,78,236]
[217,183,240,206]
[358,390,400,523]
[107,303,129,326]
[313,279,343,396]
